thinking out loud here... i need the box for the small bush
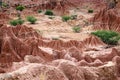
[38,10,42,13]
[16,5,25,11]
[27,16,37,24]
[35,29,43,35]
[10,20,18,26]
[17,19,24,25]
[83,20,89,26]
[71,15,77,20]
[10,19,24,26]
[72,26,81,33]
[88,9,94,13]
[62,16,71,22]
[2,2,7,7]
[45,10,54,16]
[91,30,120,45]
[52,37,59,40]
[76,7,79,10]
[48,16,55,19]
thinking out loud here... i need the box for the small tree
[27,16,37,24]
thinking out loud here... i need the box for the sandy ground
[24,9,94,41]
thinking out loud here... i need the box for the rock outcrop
[0,25,52,68]
[0,13,10,20]
[92,8,120,32]
[0,25,120,79]
[0,63,69,80]
[0,25,107,66]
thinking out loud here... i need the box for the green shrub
[72,26,81,33]
[35,29,42,35]
[10,20,18,26]
[52,37,59,40]
[83,20,89,26]
[76,7,79,10]
[16,5,25,11]
[10,19,24,26]
[48,16,55,19]
[45,10,54,16]
[91,30,120,45]
[27,16,37,24]
[38,10,42,13]
[2,2,7,7]
[62,16,71,22]
[88,9,94,13]
[17,19,24,25]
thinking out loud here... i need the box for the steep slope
[92,6,120,32]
